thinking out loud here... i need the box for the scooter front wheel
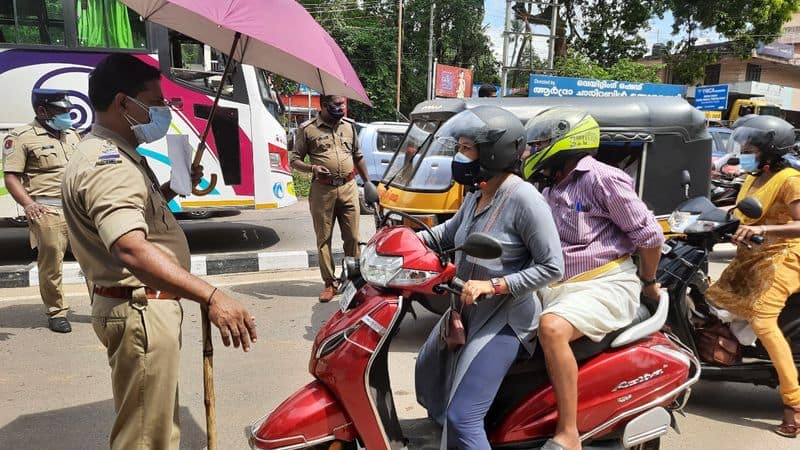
[309,441,358,450]
[629,437,660,450]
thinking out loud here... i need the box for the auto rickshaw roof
[410,96,709,143]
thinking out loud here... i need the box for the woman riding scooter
[706,114,800,438]
[415,105,564,449]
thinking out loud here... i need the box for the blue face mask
[124,96,172,144]
[46,112,74,131]
[451,151,481,186]
[739,153,758,172]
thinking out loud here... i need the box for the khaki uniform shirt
[61,124,190,288]
[2,121,81,198]
[290,116,363,179]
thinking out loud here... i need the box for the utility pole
[426,1,436,100]
[396,0,404,116]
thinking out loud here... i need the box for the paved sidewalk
[0,199,377,288]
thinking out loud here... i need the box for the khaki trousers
[28,209,69,318]
[91,291,183,450]
[309,179,360,283]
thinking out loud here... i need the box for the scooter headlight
[667,211,700,233]
[360,244,403,287]
[684,220,724,233]
[360,244,439,287]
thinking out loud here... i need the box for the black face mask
[451,156,481,187]
[326,104,345,120]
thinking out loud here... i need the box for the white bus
[0,0,297,223]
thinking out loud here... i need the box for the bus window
[76,0,146,49]
[169,32,236,98]
[0,0,66,46]
[256,69,281,118]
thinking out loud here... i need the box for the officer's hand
[207,290,258,352]
[312,164,331,177]
[24,203,52,222]
[190,164,204,187]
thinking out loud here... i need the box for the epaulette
[8,125,34,137]
[299,118,316,129]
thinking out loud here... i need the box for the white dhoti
[539,258,641,342]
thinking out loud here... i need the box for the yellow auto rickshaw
[378,96,712,233]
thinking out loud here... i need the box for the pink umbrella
[123,0,370,104]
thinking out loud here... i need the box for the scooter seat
[486,299,655,428]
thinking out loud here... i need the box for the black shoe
[48,317,72,333]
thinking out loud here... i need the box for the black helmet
[31,88,73,111]
[432,105,525,173]
[728,114,796,158]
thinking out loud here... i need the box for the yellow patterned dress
[706,170,800,320]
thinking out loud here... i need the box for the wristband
[639,277,657,287]
[207,287,218,306]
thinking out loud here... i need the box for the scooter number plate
[339,281,357,312]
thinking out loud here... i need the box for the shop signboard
[528,74,685,98]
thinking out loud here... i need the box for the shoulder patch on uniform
[2,137,15,157]
[95,150,123,166]
[299,118,315,128]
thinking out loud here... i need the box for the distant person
[290,95,370,302]
[61,54,256,449]
[2,89,81,333]
[478,84,498,98]
[706,115,800,439]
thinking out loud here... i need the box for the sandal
[774,405,800,438]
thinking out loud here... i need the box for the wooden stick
[201,304,217,450]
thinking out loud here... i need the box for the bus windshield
[758,105,783,117]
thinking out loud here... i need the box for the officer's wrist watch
[639,275,657,287]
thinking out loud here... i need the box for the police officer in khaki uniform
[2,89,81,333]
[61,54,257,450]
[290,95,370,302]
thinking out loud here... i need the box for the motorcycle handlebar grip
[451,278,465,290]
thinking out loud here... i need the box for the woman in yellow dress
[707,115,800,438]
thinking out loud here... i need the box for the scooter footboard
[249,380,357,449]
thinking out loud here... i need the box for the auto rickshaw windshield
[382,119,456,190]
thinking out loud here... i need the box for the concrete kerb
[0,249,345,289]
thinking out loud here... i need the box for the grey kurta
[415,175,563,429]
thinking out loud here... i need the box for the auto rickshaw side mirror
[736,197,763,219]
[363,181,380,205]
[726,157,740,166]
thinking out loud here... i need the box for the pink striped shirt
[544,156,664,280]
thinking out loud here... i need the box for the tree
[552,0,800,76]
[299,0,497,120]
[555,52,663,83]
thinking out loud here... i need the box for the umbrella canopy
[122,0,370,105]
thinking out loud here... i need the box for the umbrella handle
[193,174,217,196]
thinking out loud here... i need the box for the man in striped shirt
[522,107,664,450]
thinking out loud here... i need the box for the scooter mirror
[363,182,379,205]
[725,157,740,166]
[459,233,503,259]
[680,170,691,187]
[736,197,763,219]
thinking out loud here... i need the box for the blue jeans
[446,326,521,449]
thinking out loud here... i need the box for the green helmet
[522,107,600,179]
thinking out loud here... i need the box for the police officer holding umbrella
[2,89,81,333]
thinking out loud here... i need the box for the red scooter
[248,188,700,450]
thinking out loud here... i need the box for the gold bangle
[761,225,768,236]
